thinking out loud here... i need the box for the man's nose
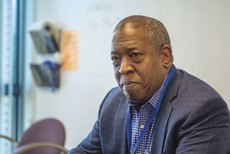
[118,58,134,74]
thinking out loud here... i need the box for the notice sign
[61,30,78,71]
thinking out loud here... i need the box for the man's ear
[160,45,173,69]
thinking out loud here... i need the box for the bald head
[113,15,171,51]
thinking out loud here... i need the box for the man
[69,15,230,154]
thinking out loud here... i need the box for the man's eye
[111,57,119,61]
[131,53,140,57]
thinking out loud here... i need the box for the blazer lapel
[151,67,183,154]
[151,99,173,154]
[115,95,128,154]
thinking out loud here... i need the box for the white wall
[160,0,230,104]
[30,0,230,150]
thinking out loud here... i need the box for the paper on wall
[61,30,78,71]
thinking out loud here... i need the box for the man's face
[111,27,168,105]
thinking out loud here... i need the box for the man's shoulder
[171,68,227,115]
[106,87,125,100]
[109,86,123,95]
[99,87,126,111]
[180,69,223,99]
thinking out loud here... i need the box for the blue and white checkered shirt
[127,76,167,154]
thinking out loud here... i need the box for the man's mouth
[122,81,138,90]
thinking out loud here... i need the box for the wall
[30,0,230,150]
[160,0,230,102]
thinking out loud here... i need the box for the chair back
[19,118,65,154]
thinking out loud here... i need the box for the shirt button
[140,125,144,128]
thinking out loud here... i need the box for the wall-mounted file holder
[30,29,58,53]
[29,21,60,53]
[30,61,61,90]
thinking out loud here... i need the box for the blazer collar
[164,65,184,102]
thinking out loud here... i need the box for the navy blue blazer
[69,67,230,154]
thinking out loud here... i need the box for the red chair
[0,118,68,154]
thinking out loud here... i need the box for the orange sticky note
[61,30,78,71]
